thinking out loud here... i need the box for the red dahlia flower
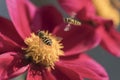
[57,0,120,57]
[0,0,108,80]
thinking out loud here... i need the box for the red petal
[9,65,29,79]
[6,0,32,39]
[0,52,28,79]
[31,6,63,32]
[26,56,83,80]
[52,67,73,80]
[53,24,101,56]
[26,66,42,80]
[97,21,120,57]
[42,69,56,80]
[0,33,20,53]
[26,66,56,80]
[54,64,83,80]
[56,53,109,80]
[57,0,96,16]
[0,52,15,79]
[25,0,37,21]
[0,17,25,46]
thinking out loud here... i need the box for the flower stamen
[22,31,64,68]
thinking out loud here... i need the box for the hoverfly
[63,12,81,31]
[38,31,52,46]
[63,17,81,26]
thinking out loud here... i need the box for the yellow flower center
[23,31,64,68]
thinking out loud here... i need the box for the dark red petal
[56,53,109,80]
[0,33,20,53]
[42,69,56,80]
[26,66,42,80]
[26,66,59,80]
[97,21,120,57]
[57,0,96,16]
[0,17,25,46]
[53,24,101,56]
[54,64,82,80]
[0,52,28,80]
[27,69,56,80]
[6,0,32,39]
[51,68,72,80]
[31,5,63,32]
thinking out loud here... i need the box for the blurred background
[0,0,120,80]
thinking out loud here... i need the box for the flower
[0,0,108,80]
[57,0,120,57]
[92,0,120,26]
[111,0,120,10]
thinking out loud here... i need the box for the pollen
[23,31,64,68]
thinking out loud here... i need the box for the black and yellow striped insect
[38,31,52,46]
[63,17,81,31]
[63,17,81,26]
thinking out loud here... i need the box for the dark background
[0,0,120,80]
